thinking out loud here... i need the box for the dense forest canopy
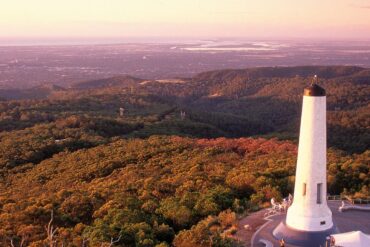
[0,66,368,246]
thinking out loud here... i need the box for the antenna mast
[311,75,318,86]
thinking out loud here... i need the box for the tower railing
[327,195,370,204]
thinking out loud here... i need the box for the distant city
[0,39,369,89]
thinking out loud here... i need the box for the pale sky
[1,0,370,40]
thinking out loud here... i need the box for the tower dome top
[304,75,326,96]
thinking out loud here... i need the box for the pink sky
[1,0,370,40]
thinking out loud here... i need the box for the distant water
[0,37,346,47]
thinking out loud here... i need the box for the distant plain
[1,40,370,89]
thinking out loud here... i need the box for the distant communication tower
[180,111,186,120]
[119,107,125,117]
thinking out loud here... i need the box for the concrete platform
[252,201,370,247]
[273,220,337,246]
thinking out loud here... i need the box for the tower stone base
[273,220,338,247]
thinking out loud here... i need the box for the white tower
[286,78,333,231]
[273,78,336,246]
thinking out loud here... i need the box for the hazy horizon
[1,36,370,47]
[2,0,370,43]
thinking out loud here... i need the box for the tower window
[317,183,322,204]
[302,183,307,196]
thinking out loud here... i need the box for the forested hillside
[0,66,368,246]
[1,66,369,152]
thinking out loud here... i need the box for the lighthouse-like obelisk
[273,76,336,246]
